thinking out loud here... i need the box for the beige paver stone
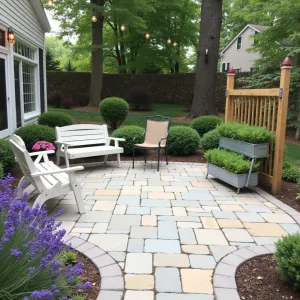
[125,274,154,290]
[194,229,228,245]
[93,201,116,211]
[95,189,120,196]
[260,213,296,224]
[177,222,202,229]
[134,181,147,186]
[223,228,254,242]
[264,202,277,208]
[148,192,175,200]
[165,186,188,192]
[217,219,244,228]
[114,205,127,215]
[186,208,205,213]
[124,291,154,300]
[181,269,213,294]
[87,173,104,178]
[142,186,164,192]
[89,234,128,251]
[142,215,157,227]
[154,253,190,267]
[234,197,262,205]
[244,222,288,237]
[202,217,219,229]
[172,207,187,216]
[92,223,108,233]
[121,190,141,196]
[71,227,92,234]
[182,245,210,254]
[220,205,245,212]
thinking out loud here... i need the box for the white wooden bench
[9,134,85,213]
[55,124,125,168]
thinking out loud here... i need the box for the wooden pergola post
[272,57,292,194]
[225,67,235,122]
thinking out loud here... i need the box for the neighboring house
[0,0,50,139]
[220,24,269,73]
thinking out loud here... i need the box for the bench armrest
[29,150,55,156]
[107,137,125,142]
[55,141,73,146]
[31,166,84,177]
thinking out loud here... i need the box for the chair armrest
[29,150,55,156]
[55,141,73,146]
[107,137,125,142]
[31,166,84,177]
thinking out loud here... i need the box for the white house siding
[220,27,261,72]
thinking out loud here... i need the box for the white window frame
[237,36,242,50]
[13,39,40,121]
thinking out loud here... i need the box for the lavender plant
[0,175,92,300]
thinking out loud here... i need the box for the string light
[167,38,172,44]
[145,32,150,39]
[91,9,97,22]
[47,0,53,5]
[120,24,126,32]
[173,41,177,47]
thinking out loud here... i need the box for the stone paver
[48,162,300,300]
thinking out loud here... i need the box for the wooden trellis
[224,57,292,194]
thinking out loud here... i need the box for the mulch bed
[75,251,101,300]
[236,254,300,300]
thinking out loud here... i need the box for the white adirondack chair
[9,134,85,213]
[55,124,125,168]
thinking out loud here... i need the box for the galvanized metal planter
[219,137,269,158]
[207,163,258,190]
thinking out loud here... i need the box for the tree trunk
[189,0,223,117]
[89,0,104,107]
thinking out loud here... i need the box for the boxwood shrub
[275,233,300,290]
[191,115,223,136]
[168,126,200,156]
[282,161,300,183]
[0,139,15,172]
[15,124,56,151]
[205,149,260,174]
[38,112,73,127]
[200,129,220,151]
[100,97,129,130]
[112,126,144,155]
[217,122,273,144]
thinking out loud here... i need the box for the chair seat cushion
[66,146,123,159]
[135,143,165,148]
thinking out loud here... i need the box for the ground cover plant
[0,175,91,299]
[205,149,260,174]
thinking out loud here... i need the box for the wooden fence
[224,57,292,194]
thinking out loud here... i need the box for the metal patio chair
[132,115,170,171]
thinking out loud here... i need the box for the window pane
[0,30,5,47]
[237,37,242,49]
[14,60,22,127]
[0,58,8,131]
[22,63,36,114]
[14,41,35,60]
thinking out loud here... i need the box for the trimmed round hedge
[38,112,73,127]
[191,115,223,136]
[113,126,144,155]
[15,124,56,151]
[200,129,220,151]
[100,97,129,130]
[0,139,15,172]
[168,126,200,156]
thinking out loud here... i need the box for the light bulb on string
[145,32,150,39]
[91,9,97,22]
[167,38,172,44]
[173,41,177,47]
[47,0,53,5]
[120,24,126,32]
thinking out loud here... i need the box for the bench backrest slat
[56,124,109,147]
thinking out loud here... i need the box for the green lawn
[285,143,300,169]
[49,104,187,127]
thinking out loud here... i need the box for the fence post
[272,57,292,194]
[225,67,235,122]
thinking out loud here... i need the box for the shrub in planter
[61,97,73,109]
[15,124,55,151]
[282,161,300,183]
[217,122,273,143]
[200,129,220,151]
[38,111,73,127]
[112,126,144,155]
[127,87,153,111]
[168,126,200,156]
[100,97,129,130]
[0,139,15,172]
[48,92,61,108]
[275,233,300,290]
[191,115,223,136]
[0,175,92,299]
[205,149,260,174]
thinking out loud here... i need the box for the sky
[46,10,60,35]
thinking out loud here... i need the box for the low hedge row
[38,112,73,127]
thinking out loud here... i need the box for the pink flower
[32,141,56,152]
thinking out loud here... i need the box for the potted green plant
[217,123,273,158]
[205,149,260,192]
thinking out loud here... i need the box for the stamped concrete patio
[42,161,300,300]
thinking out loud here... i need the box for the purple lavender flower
[75,281,93,289]
[29,289,53,299]
[11,248,22,259]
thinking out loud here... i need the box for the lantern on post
[91,9,97,23]
[7,28,15,44]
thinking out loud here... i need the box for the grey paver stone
[151,208,173,216]
[178,228,197,245]
[155,268,182,293]
[243,205,272,213]
[78,211,112,223]
[125,253,152,274]
[68,237,85,248]
[280,223,300,234]
[212,211,237,219]
[158,216,200,222]
[127,207,150,215]
[214,275,237,289]
[101,276,124,290]
[124,291,154,300]
[214,288,240,300]
[189,255,216,269]
[221,254,244,267]
[236,212,265,223]
[182,191,214,201]
[215,263,236,277]
[171,200,200,207]
[76,241,95,252]
[75,222,94,228]
[141,199,171,207]
[158,221,179,239]
[94,254,115,267]
[100,264,122,277]
[249,245,272,255]
[127,239,144,252]
[118,196,140,206]
[157,294,214,300]
[145,239,181,253]
[234,248,257,259]
[253,236,279,245]
[97,290,123,300]
[130,226,157,239]
[80,233,89,240]
[108,215,141,230]
[84,246,105,259]
[89,234,128,251]
[109,252,126,262]
[264,244,276,252]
